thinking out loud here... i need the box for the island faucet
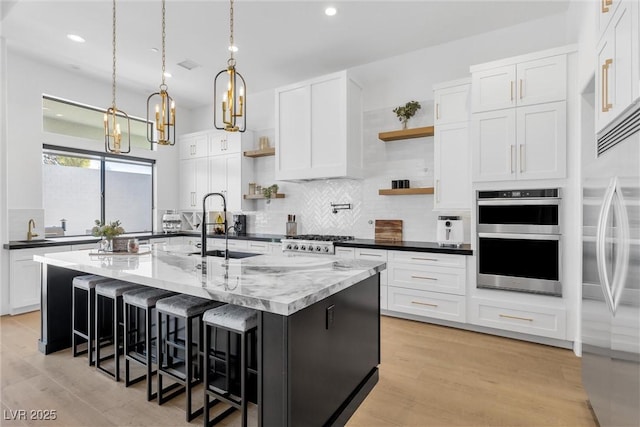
[27,219,38,241]
[201,192,228,261]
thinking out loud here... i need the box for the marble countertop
[34,244,386,316]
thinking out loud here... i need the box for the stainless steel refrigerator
[582,98,640,427]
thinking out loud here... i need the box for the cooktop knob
[323,246,329,253]
[300,245,306,251]
[293,245,299,250]
[286,244,292,250]
[307,245,314,251]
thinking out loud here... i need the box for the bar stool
[95,280,144,381]
[71,274,113,365]
[156,294,223,422]
[122,287,176,400]
[202,304,258,427]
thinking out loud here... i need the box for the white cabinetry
[355,248,388,310]
[433,79,471,210]
[179,132,209,159]
[275,70,363,180]
[472,101,566,182]
[387,251,467,323]
[179,130,254,212]
[468,297,566,340]
[471,55,566,113]
[9,245,71,314]
[596,0,639,132]
[470,48,571,183]
[245,240,271,254]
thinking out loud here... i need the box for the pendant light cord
[161,0,166,87]
[111,0,117,109]
[228,0,235,65]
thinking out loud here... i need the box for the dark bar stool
[71,274,113,365]
[122,287,176,400]
[202,304,258,427]
[156,294,223,422]
[95,280,143,381]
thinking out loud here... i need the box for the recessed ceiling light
[163,72,172,78]
[150,47,159,53]
[67,34,85,43]
[228,45,238,53]
[325,7,337,16]
[55,113,64,117]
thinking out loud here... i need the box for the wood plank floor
[0,311,597,426]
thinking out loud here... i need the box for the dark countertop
[5,232,472,255]
[335,239,473,255]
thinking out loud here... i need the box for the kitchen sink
[190,250,259,259]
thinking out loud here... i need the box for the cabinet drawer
[469,297,566,340]
[388,287,466,323]
[207,239,248,250]
[246,240,270,254]
[355,248,387,261]
[388,250,465,269]
[388,264,465,295]
[334,247,355,259]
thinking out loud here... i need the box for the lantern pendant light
[104,0,131,154]
[146,0,175,146]
[214,0,246,132]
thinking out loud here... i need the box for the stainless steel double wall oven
[476,188,562,296]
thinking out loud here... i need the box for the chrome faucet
[201,192,228,261]
[27,219,38,241]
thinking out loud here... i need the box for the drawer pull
[499,314,533,322]
[411,275,437,281]
[411,301,438,308]
[360,253,382,257]
[411,257,438,261]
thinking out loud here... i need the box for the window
[43,145,154,236]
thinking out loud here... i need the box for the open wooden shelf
[243,147,275,158]
[243,193,285,200]
[378,187,434,196]
[378,126,434,142]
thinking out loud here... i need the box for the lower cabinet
[468,296,566,340]
[387,250,467,323]
[9,245,71,315]
[245,240,271,254]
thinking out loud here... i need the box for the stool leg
[146,306,154,401]
[72,287,78,357]
[124,303,131,385]
[241,330,247,427]
[203,323,210,427]
[95,293,102,372]
[88,288,95,366]
[114,296,120,381]
[157,310,164,404]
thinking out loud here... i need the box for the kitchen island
[34,245,385,426]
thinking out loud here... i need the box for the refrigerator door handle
[596,177,617,314]
[610,181,631,313]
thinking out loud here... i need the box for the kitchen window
[42,145,155,236]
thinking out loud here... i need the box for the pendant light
[146,0,175,146]
[104,0,131,154]
[214,0,246,132]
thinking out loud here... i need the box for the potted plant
[262,184,279,203]
[393,100,421,129]
[92,219,125,251]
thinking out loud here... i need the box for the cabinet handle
[510,146,515,173]
[602,59,613,112]
[411,301,438,308]
[519,79,523,100]
[520,144,524,173]
[510,81,514,101]
[436,103,440,120]
[436,179,441,203]
[601,0,611,13]
[360,253,382,257]
[411,275,437,281]
[411,257,438,261]
[499,313,533,322]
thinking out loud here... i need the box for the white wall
[185,11,580,240]
[1,49,181,314]
[1,36,9,314]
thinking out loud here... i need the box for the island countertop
[34,245,386,316]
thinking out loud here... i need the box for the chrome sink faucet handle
[27,218,38,241]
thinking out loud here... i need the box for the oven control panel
[478,188,559,199]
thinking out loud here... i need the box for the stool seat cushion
[203,304,257,333]
[72,274,112,290]
[156,294,223,318]
[123,288,176,308]
[95,281,143,298]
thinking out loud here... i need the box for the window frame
[43,144,156,236]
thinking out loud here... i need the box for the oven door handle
[477,199,560,206]
[478,232,560,241]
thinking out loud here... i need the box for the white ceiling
[1,0,571,109]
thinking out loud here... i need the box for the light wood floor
[0,311,597,427]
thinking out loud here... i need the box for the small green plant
[393,100,421,128]
[91,219,124,239]
[262,184,279,199]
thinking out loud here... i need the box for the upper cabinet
[595,0,639,132]
[179,131,209,159]
[471,55,566,113]
[275,70,363,180]
[433,78,471,210]
[470,47,572,183]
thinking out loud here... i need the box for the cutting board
[375,220,403,242]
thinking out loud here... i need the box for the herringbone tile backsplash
[246,104,471,242]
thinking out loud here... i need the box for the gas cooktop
[283,234,355,242]
[281,235,355,254]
